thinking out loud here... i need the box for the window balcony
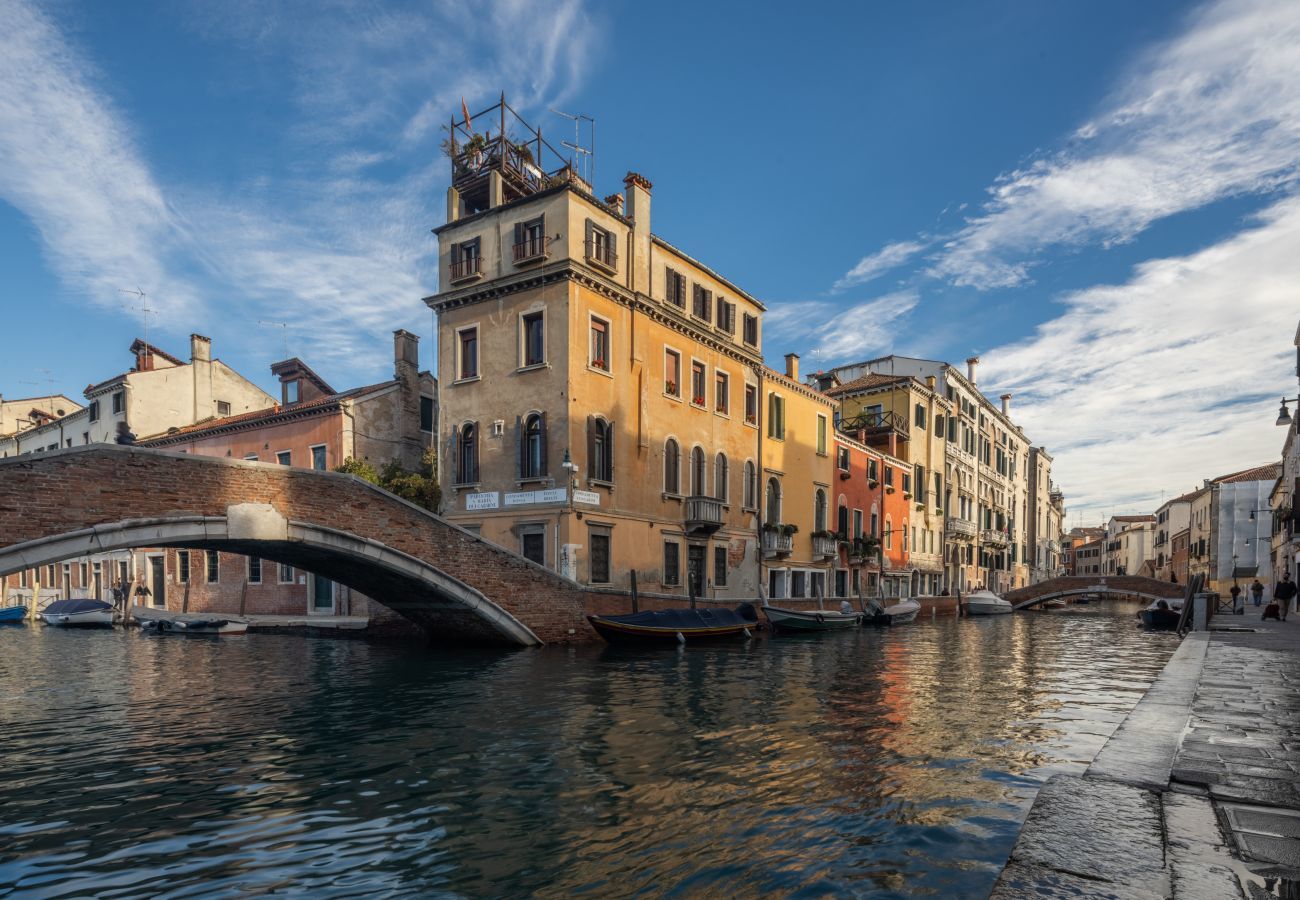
[585,240,618,274]
[513,236,551,266]
[945,517,976,539]
[762,528,793,557]
[449,257,483,284]
[685,495,724,535]
[982,529,1010,549]
[812,534,838,559]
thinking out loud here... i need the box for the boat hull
[587,604,759,645]
[862,599,921,626]
[42,610,114,627]
[143,617,249,636]
[1139,609,1181,629]
[763,605,861,631]
[0,605,27,623]
[965,591,1013,616]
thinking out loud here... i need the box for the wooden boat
[0,604,28,623]
[40,598,114,627]
[587,603,759,644]
[1040,599,1067,610]
[965,590,1013,616]
[763,603,861,631]
[1138,598,1182,630]
[862,598,921,626]
[141,617,249,636]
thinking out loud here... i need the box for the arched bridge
[0,446,597,646]
[1004,575,1184,611]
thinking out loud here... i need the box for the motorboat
[140,616,249,636]
[1040,599,1067,610]
[862,598,921,626]
[763,603,861,631]
[0,605,28,623]
[1139,598,1183,630]
[40,598,114,627]
[587,603,759,644]
[964,590,1013,616]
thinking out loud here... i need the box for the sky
[1,0,1297,522]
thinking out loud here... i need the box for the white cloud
[833,240,927,291]
[978,194,1300,519]
[928,0,1300,288]
[767,291,920,369]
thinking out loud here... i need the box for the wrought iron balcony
[762,528,793,557]
[685,495,723,535]
[449,256,482,284]
[946,517,976,539]
[585,239,618,274]
[982,529,1010,549]
[812,535,838,559]
[513,236,550,265]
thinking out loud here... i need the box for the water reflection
[0,602,1177,897]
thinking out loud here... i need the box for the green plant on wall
[336,448,441,512]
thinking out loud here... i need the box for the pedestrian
[115,421,136,445]
[110,580,124,610]
[1230,583,1242,614]
[1250,579,1265,608]
[1274,574,1297,622]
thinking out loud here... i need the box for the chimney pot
[784,353,800,381]
[604,192,625,216]
[1001,393,1012,415]
[190,334,211,364]
[966,355,980,384]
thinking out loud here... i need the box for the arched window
[520,413,547,478]
[690,446,706,496]
[766,477,782,526]
[870,504,879,537]
[902,519,909,552]
[837,501,849,538]
[456,422,478,484]
[714,453,729,502]
[664,439,680,493]
[588,416,613,482]
[885,515,893,549]
[814,488,827,533]
[743,460,756,509]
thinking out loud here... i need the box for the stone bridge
[1004,575,1184,610]
[0,446,599,646]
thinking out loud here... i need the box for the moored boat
[40,598,114,627]
[763,604,861,631]
[587,604,759,644]
[1138,598,1182,630]
[862,598,921,626]
[0,604,28,623]
[141,617,249,636]
[964,590,1012,616]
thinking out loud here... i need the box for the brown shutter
[539,412,548,475]
[585,218,594,256]
[515,415,523,479]
[514,221,523,252]
[607,420,614,482]
[452,426,462,483]
[586,415,596,478]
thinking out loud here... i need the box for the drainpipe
[756,364,765,600]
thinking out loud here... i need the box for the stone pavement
[993,614,1300,899]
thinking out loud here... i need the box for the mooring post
[689,579,697,609]
[630,570,639,613]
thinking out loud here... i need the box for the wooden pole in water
[689,579,697,610]
[630,570,639,614]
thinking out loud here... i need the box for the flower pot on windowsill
[745,415,756,425]
[665,381,677,394]
[885,486,894,493]
[868,479,879,488]
[693,396,705,406]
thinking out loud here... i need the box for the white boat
[964,590,1013,616]
[862,598,921,626]
[141,616,249,636]
[41,598,115,627]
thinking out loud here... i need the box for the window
[515,215,547,262]
[420,396,435,432]
[205,551,218,584]
[791,570,806,599]
[521,531,545,565]
[664,439,680,493]
[216,401,231,416]
[935,414,944,438]
[457,423,479,484]
[743,461,757,509]
[178,550,190,584]
[744,384,757,424]
[871,509,879,537]
[88,400,99,423]
[284,379,300,405]
[885,516,893,549]
[837,503,849,538]
[835,570,847,598]
[690,360,706,406]
[311,445,327,471]
[665,268,686,307]
[714,453,728,502]
[520,413,547,479]
[714,546,728,587]
[692,284,712,322]
[767,393,785,439]
[279,563,294,584]
[815,489,828,532]
[451,237,482,280]
[111,392,124,414]
[716,298,736,333]
[853,509,864,539]
[715,371,729,414]
[884,466,894,487]
[663,541,680,585]
[816,414,828,455]
[837,446,851,473]
[244,453,258,461]
[589,531,611,584]
[458,326,479,379]
[521,312,545,367]
[915,403,927,428]
[915,465,925,502]
[902,472,912,496]
[742,313,758,347]
[277,450,291,466]
[588,417,613,483]
[585,219,617,271]
[590,317,610,371]
[664,348,681,396]
[248,557,262,584]
[766,477,782,525]
[690,446,706,496]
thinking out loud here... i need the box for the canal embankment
[992,615,1300,898]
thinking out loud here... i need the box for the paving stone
[1163,792,1246,900]
[991,860,1165,900]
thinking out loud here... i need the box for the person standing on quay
[1250,578,1265,608]
[1230,583,1243,614]
[1274,574,1297,622]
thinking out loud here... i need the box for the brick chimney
[393,329,423,469]
[966,356,979,384]
[624,172,652,294]
[1001,393,1012,416]
[784,353,799,381]
[604,192,625,216]
[190,334,211,364]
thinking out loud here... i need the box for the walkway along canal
[0,601,1176,897]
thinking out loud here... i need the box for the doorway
[687,545,706,596]
[148,556,166,608]
[310,574,334,615]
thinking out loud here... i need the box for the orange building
[831,430,912,599]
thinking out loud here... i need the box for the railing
[762,529,793,556]
[946,517,976,539]
[585,240,618,272]
[513,236,550,264]
[812,535,838,559]
[685,495,724,534]
[449,257,482,283]
[837,409,910,436]
[982,529,1010,548]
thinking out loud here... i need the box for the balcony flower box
[693,395,706,406]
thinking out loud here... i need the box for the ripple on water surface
[0,603,1178,897]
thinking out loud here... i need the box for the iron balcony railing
[449,256,482,283]
[585,239,618,272]
[685,495,724,534]
[513,236,550,264]
[837,409,910,436]
[762,529,793,556]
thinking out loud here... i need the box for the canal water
[0,602,1178,898]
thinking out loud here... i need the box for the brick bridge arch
[0,446,597,645]
[1004,575,1183,610]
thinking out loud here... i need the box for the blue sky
[2,0,1297,520]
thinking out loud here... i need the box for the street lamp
[1276,397,1300,429]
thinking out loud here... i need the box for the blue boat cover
[595,604,758,629]
[42,598,113,615]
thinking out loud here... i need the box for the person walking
[1250,579,1265,608]
[1274,574,1297,622]
[1230,583,1243,614]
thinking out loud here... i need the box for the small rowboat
[141,617,249,636]
[0,605,28,623]
[587,603,759,645]
[763,604,861,631]
[1138,598,1182,630]
[863,598,921,626]
[41,598,114,627]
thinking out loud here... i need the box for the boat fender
[742,628,752,639]
[675,631,686,645]
[815,613,825,624]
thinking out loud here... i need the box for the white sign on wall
[505,488,572,506]
[465,492,499,511]
[572,490,600,506]
[504,491,535,507]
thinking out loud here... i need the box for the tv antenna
[259,321,291,359]
[550,108,595,186]
[119,286,155,349]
